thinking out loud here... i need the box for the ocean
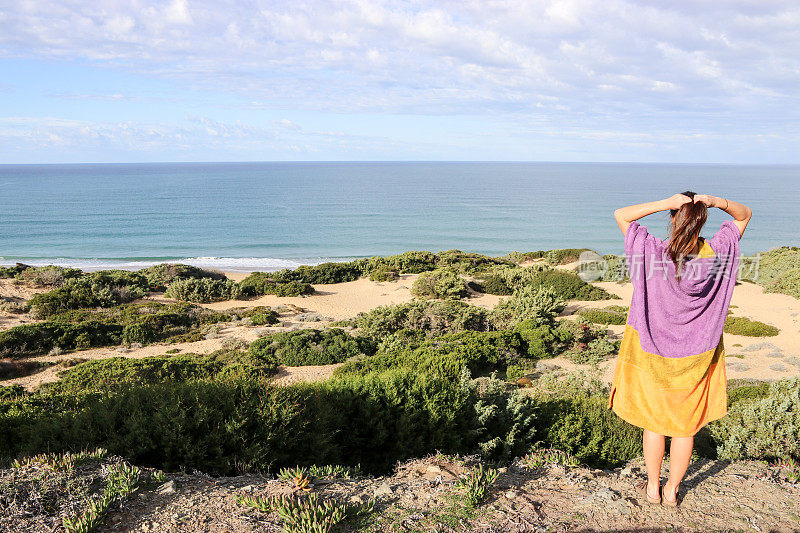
[1,162,797,271]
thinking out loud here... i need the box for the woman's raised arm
[693,195,752,237]
[613,194,692,235]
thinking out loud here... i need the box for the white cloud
[0,1,799,161]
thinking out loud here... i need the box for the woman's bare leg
[642,429,665,499]
[664,436,694,502]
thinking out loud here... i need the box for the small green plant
[278,466,313,492]
[62,462,141,533]
[774,456,800,483]
[236,492,374,532]
[308,464,362,479]
[151,469,166,484]
[455,464,499,507]
[12,448,108,472]
[520,447,580,469]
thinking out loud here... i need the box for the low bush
[411,269,469,300]
[248,328,377,367]
[502,251,546,264]
[514,319,574,359]
[15,265,83,287]
[334,330,527,380]
[370,251,437,274]
[165,278,240,303]
[0,370,477,474]
[577,307,627,325]
[28,270,151,317]
[535,392,642,469]
[346,300,491,338]
[468,275,512,295]
[529,269,616,300]
[765,267,800,299]
[489,286,566,329]
[239,272,314,297]
[544,248,592,266]
[45,351,278,395]
[0,322,123,358]
[368,266,399,282]
[250,311,280,325]
[274,262,362,284]
[0,360,53,380]
[139,263,226,291]
[434,250,512,273]
[710,378,799,462]
[0,302,229,358]
[724,316,779,337]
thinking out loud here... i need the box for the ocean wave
[0,256,355,273]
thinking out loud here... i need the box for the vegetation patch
[577,307,627,325]
[165,278,241,303]
[724,316,779,337]
[411,269,469,300]
[239,272,314,297]
[248,328,377,367]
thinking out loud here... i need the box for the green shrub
[139,263,226,291]
[368,266,399,282]
[544,248,591,265]
[502,251,546,264]
[489,286,566,329]
[0,264,30,279]
[434,250,512,273]
[765,267,800,299]
[28,271,150,317]
[577,307,627,325]
[250,311,280,325]
[347,300,491,338]
[165,278,240,303]
[710,379,799,462]
[513,319,574,359]
[0,370,476,475]
[411,269,468,300]
[248,328,377,367]
[724,316,779,337]
[239,272,315,297]
[274,262,362,284]
[15,265,83,287]
[335,330,526,380]
[0,384,27,401]
[727,381,770,406]
[0,322,123,358]
[461,369,537,462]
[45,352,278,394]
[536,393,642,469]
[468,275,512,295]
[529,269,616,300]
[378,251,437,274]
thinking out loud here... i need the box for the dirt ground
[3,453,799,532]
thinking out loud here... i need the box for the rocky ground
[3,452,799,532]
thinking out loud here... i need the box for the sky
[0,0,798,164]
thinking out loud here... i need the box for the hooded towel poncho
[607,219,740,437]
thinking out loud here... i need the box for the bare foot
[647,481,661,501]
[663,481,679,503]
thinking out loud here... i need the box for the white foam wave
[0,256,355,273]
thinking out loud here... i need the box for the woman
[608,191,752,507]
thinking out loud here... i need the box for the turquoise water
[1,162,797,271]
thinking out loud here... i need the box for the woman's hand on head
[692,194,717,208]
[666,193,693,210]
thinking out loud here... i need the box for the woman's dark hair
[667,190,707,280]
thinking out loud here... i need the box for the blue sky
[1,0,798,163]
